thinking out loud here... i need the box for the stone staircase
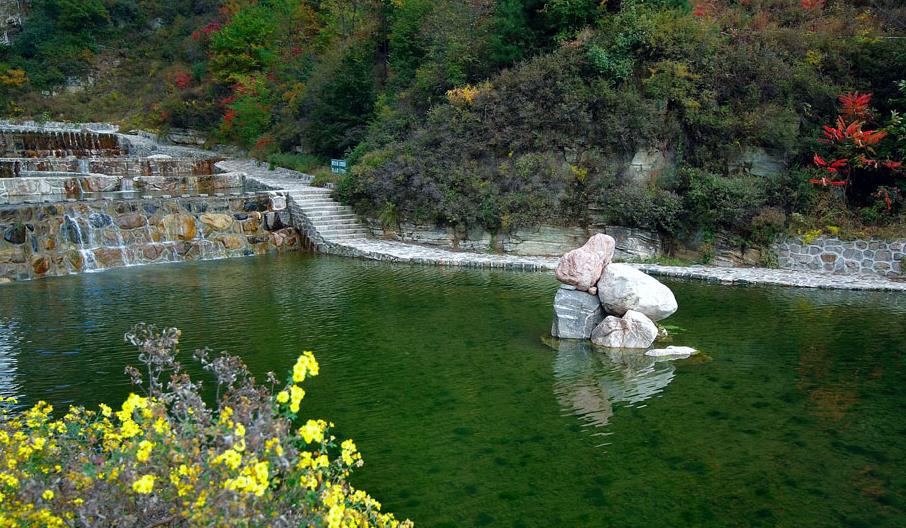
[284,187,370,245]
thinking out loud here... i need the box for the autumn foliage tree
[810,92,905,217]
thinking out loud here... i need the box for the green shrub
[595,185,684,235]
[270,152,326,174]
[677,168,767,235]
[749,206,787,246]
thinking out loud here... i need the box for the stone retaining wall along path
[775,236,905,278]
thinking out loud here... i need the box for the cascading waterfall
[63,214,99,272]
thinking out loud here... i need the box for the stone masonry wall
[0,194,301,282]
[775,236,905,278]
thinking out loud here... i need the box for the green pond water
[1,253,905,527]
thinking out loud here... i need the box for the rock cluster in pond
[551,235,679,349]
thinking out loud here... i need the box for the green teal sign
[331,159,348,174]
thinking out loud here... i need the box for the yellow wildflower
[213,448,242,470]
[265,437,283,456]
[289,385,305,413]
[219,406,234,426]
[136,440,154,462]
[292,352,319,383]
[132,474,155,494]
[298,419,325,444]
[117,393,148,423]
[120,419,141,439]
[0,473,18,488]
[152,417,170,435]
[326,504,346,528]
[42,490,54,500]
[341,439,360,466]
[276,390,289,404]
[193,491,207,508]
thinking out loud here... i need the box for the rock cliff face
[0,0,25,46]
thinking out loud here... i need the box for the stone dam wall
[0,194,301,282]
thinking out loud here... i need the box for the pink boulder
[555,234,616,293]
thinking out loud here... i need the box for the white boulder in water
[646,346,698,358]
[551,286,605,339]
[596,263,678,321]
[590,310,658,349]
[555,233,616,294]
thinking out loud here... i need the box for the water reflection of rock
[551,339,676,428]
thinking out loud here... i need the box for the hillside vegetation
[2,0,905,246]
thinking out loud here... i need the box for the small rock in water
[555,234,616,292]
[645,346,697,358]
[590,310,658,349]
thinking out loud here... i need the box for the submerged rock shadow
[549,338,676,429]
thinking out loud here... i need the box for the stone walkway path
[219,159,906,292]
[634,264,906,292]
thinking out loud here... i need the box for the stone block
[551,286,604,340]
[269,195,287,211]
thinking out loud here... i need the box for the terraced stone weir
[1,256,904,527]
[0,123,303,281]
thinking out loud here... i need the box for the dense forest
[2,0,905,252]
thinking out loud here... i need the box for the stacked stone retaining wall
[775,236,904,278]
